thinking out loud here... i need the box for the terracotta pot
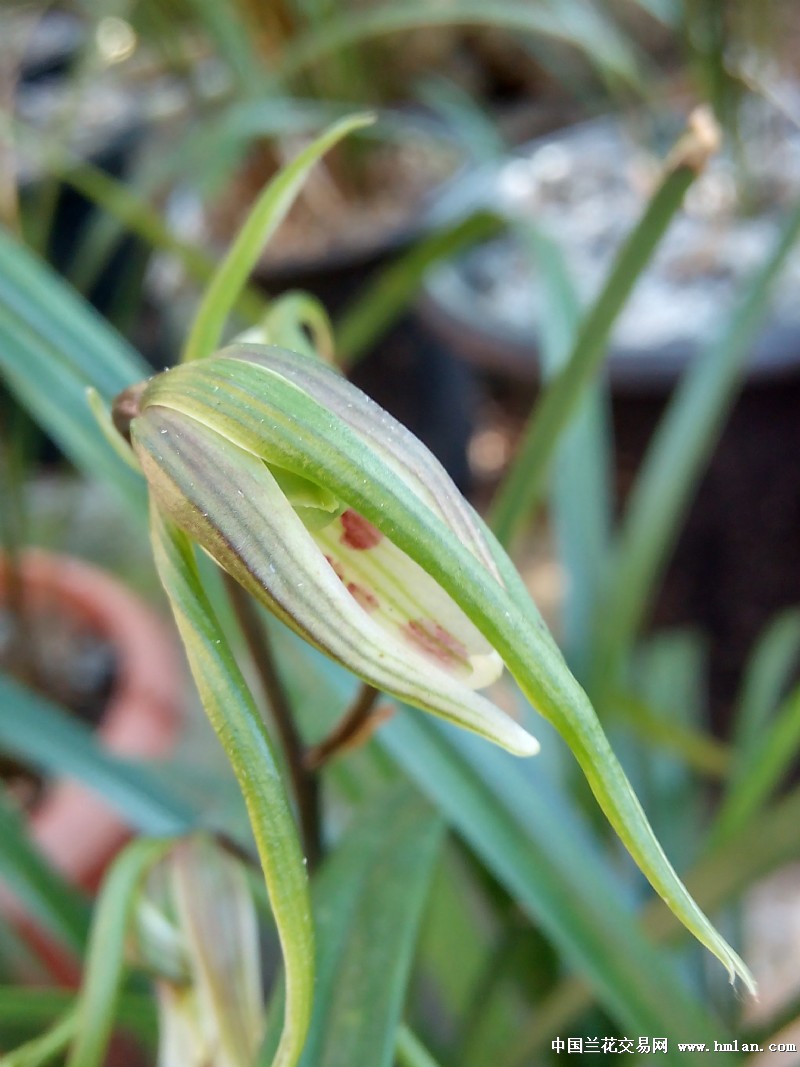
[0,550,184,980]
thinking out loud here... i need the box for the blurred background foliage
[2,1,800,1064]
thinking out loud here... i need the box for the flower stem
[305,683,384,769]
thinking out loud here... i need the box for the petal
[313,509,502,689]
[131,407,538,757]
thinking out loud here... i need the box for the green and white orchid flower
[112,341,754,994]
[114,343,538,757]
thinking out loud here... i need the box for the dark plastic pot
[13,5,160,332]
[16,10,84,85]
[16,82,145,319]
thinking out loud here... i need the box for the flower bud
[129,836,263,1067]
[114,344,539,757]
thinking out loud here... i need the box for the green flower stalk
[113,343,539,757]
[112,342,754,993]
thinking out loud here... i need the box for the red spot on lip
[325,555,379,613]
[405,619,469,668]
[347,582,379,612]
[340,510,383,550]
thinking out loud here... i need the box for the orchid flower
[112,342,753,993]
[113,343,539,757]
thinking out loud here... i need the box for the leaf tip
[730,955,758,999]
[668,105,721,174]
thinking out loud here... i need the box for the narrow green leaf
[647,783,800,945]
[519,222,613,678]
[1,1008,77,1067]
[381,712,740,1052]
[0,232,145,505]
[257,291,335,362]
[489,116,711,547]
[273,1,641,89]
[55,159,266,324]
[0,988,156,1043]
[0,309,139,504]
[732,609,800,754]
[711,683,800,846]
[66,837,175,1067]
[182,114,374,364]
[0,790,90,957]
[261,626,739,1058]
[260,784,444,1067]
[495,779,800,1067]
[596,196,800,685]
[516,778,800,1064]
[308,791,443,1067]
[0,674,193,836]
[149,511,314,1067]
[335,211,504,365]
[0,231,144,398]
[396,1026,445,1067]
